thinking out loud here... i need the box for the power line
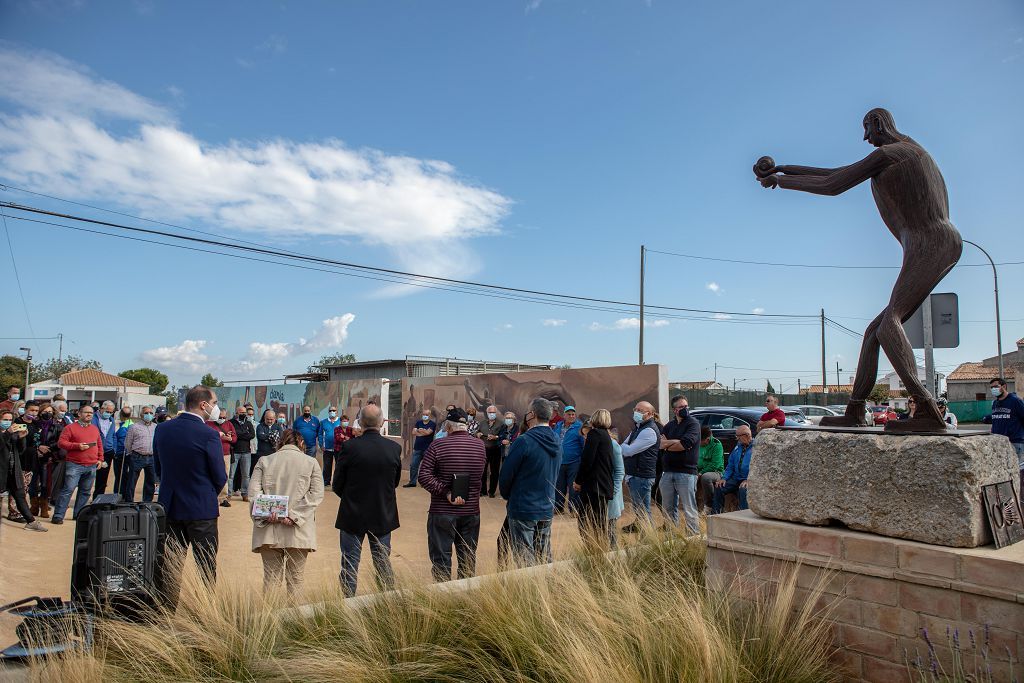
[647,247,1023,269]
[2,201,824,322]
[0,336,60,340]
[0,204,35,339]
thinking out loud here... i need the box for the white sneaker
[25,520,48,532]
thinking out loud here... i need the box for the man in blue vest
[620,401,661,533]
[712,425,754,514]
[318,405,343,486]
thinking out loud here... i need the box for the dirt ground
[0,480,646,647]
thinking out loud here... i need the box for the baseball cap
[446,407,468,423]
[155,406,168,415]
[564,405,576,412]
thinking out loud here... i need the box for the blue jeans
[712,480,749,514]
[660,471,699,534]
[304,443,317,457]
[555,461,581,512]
[507,517,553,566]
[339,530,393,598]
[229,452,251,496]
[626,475,655,522]
[125,453,157,503]
[409,449,425,485]
[53,462,97,521]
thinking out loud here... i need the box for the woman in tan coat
[250,429,325,594]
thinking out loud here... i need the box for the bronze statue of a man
[756,108,961,432]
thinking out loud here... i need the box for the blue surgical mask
[504,418,514,426]
[18,407,25,415]
[992,387,1002,397]
[329,410,337,418]
[142,413,154,423]
[633,411,644,423]
[277,417,286,424]
[101,411,111,419]
[0,420,11,430]
[10,394,19,402]
[341,421,349,427]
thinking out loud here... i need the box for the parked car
[828,404,876,426]
[791,405,842,425]
[740,407,811,425]
[691,408,806,455]
[870,405,898,425]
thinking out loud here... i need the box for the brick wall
[706,511,1024,682]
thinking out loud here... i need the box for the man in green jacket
[697,427,724,514]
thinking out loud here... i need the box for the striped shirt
[418,430,486,516]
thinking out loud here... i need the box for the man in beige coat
[250,429,325,593]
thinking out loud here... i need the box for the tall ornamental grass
[28,528,841,682]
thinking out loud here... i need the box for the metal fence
[947,400,991,424]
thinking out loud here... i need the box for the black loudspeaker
[70,494,167,616]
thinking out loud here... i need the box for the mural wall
[209,379,390,433]
[399,364,667,457]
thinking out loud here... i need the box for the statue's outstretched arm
[777,150,890,196]
[776,164,849,177]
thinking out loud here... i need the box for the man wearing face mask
[620,401,661,533]
[658,396,701,534]
[985,378,1024,487]
[123,406,158,502]
[477,405,503,498]
[91,401,118,497]
[229,406,255,501]
[153,385,228,606]
[293,405,320,457]
[0,386,21,414]
[27,404,61,518]
[206,404,237,508]
[317,405,342,487]
[52,404,103,525]
[112,406,134,500]
[405,409,436,487]
[552,406,585,514]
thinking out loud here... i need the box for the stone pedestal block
[748,429,1018,548]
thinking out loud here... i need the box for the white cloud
[712,313,732,320]
[493,323,514,331]
[0,45,510,284]
[139,339,211,374]
[542,319,567,327]
[237,313,356,372]
[589,318,670,331]
[706,282,722,294]
[259,34,288,55]
[751,307,765,315]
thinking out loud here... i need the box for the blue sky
[1,0,1022,392]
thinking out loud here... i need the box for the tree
[199,373,224,388]
[868,383,890,404]
[766,380,776,394]
[307,353,356,374]
[31,354,102,383]
[0,355,28,393]
[119,368,169,394]
[163,385,179,414]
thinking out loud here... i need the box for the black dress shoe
[402,483,416,488]
[220,500,231,508]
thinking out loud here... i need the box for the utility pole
[57,332,63,365]
[923,294,936,397]
[963,240,1004,380]
[820,309,827,392]
[836,362,841,387]
[638,244,646,366]
[797,379,801,393]
[714,362,717,382]
[19,347,31,395]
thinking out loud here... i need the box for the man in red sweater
[757,395,788,433]
[207,413,237,508]
[52,404,104,524]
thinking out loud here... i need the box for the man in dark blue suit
[154,385,227,606]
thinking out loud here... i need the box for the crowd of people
[2,377,1023,600]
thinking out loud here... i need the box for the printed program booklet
[251,494,289,519]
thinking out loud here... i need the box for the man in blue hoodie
[499,397,562,566]
[293,405,320,457]
[985,377,1024,485]
[712,425,754,514]
[552,406,585,514]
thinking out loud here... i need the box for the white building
[879,366,945,411]
[29,369,167,412]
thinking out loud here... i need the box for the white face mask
[421,415,430,422]
[206,402,221,422]
[992,387,1002,397]
[487,412,497,420]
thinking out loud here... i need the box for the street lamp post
[18,346,31,397]
[963,240,1004,380]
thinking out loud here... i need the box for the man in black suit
[154,385,227,607]
[332,403,402,597]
